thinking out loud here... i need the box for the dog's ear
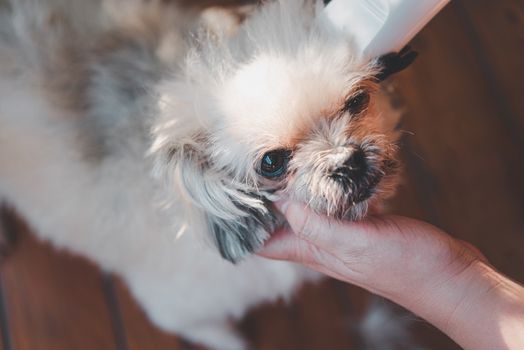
[153,132,277,263]
[374,46,418,82]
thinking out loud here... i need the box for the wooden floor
[1,0,523,349]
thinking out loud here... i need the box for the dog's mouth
[326,156,399,221]
[329,166,383,205]
[326,155,397,220]
[339,200,371,221]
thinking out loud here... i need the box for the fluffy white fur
[0,0,404,349]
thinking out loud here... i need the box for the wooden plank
[242,281,368,350]
[241,276,371,350]
[0,208,10,350]
[0,211,118,350]
[457,0,524,135]
[392,3,524,284]
[241,297,302,350]
[292,280,353,350]
[0,282,7,350]
[113,278,184,350]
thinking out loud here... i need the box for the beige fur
[0,1,403,349]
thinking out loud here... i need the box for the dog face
[216,52,399,220]
[151,0,405,262]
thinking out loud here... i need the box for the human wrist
[431,260,501,345]
[443,261,524,349]
[402,259,524,349]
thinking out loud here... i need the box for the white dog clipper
[324,0,451,58]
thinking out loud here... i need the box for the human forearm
[394,260,524,350]
[443,262,524,350]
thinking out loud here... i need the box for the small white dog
[0,0,416,348]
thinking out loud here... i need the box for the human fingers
[274,200,373,257]
[258,227,367,284]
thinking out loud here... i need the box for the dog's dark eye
[260,149,291,178]
[343,90,370,115]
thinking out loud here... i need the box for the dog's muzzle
[329,146,384,204]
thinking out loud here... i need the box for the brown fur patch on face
[282,79,380,150]
[281,83,400,220]
[338,79,380,116]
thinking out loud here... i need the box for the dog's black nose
[331,148,368,181]
[342,148,368,178]
[330,148,381,203]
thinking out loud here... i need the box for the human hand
[259,200,524,350]
[260,200,484,303]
